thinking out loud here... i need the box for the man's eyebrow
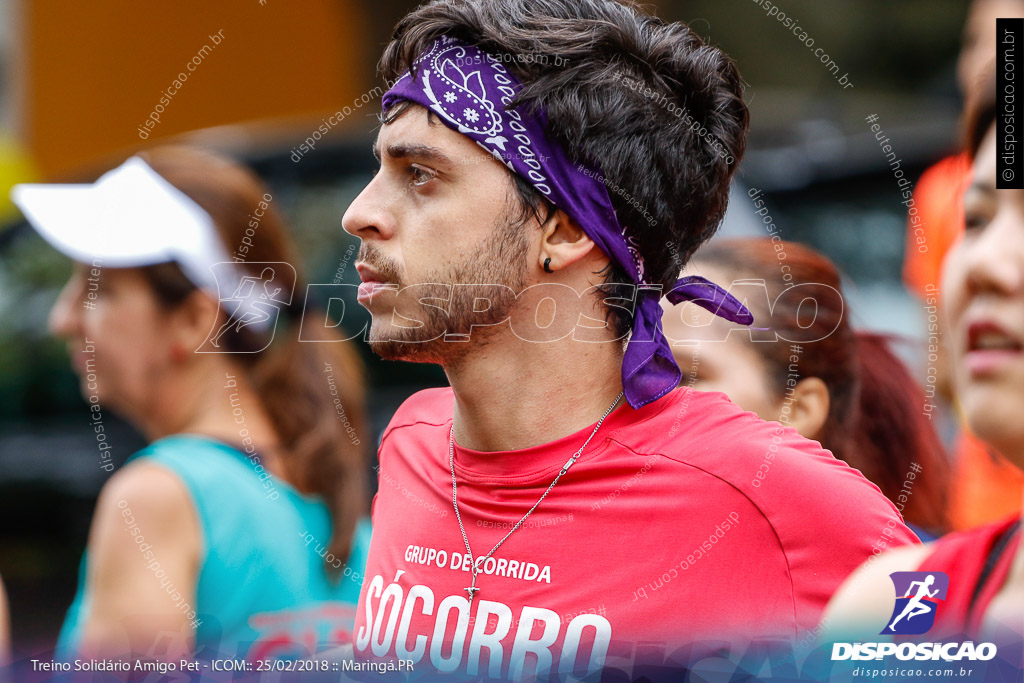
[384,143,454,166]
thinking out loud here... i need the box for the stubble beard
[366,220,530,365]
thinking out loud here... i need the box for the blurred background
[0,0,979,657]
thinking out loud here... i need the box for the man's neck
[445,334,626,452]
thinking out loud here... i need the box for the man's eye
[410,166,436,187]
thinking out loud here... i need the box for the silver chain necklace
[448,390,624,607]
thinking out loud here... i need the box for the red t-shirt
[915,515,1021,639]
[353,386,917,679]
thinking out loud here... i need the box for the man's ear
[786,376,831,441]
[537,208,597,273]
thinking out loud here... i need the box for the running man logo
[198,262,297,354]
[881,571,949,635]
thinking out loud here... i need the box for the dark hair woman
[662,238,949,539]
[824,79,1024,647]
[11,146,370,662]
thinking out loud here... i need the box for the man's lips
[355,262,397,303]
[964,319,1023,376]
[357,281,395,302]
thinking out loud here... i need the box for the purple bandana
[383,37,753,409]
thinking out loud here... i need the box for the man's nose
[342,175,397,242]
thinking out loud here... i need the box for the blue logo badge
[881,571,949,635]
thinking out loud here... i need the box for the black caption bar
[998,18,1023,189]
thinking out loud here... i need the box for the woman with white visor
[11,146,371,662]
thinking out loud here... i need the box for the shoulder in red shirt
[355,386,917,679]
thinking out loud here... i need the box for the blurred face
[49,264,177,420]
[661,264,781,420]
[944,124,1024,464]
[342,106,531,363]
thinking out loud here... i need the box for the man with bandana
[341,1,917,679]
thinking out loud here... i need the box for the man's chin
[367,338,438,363]
[366,323,485,365]
[366,323,448,364]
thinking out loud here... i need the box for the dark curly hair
[379,0,749,337]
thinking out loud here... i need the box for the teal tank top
[57,434,372,660]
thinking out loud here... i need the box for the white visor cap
[11,156,236,295]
